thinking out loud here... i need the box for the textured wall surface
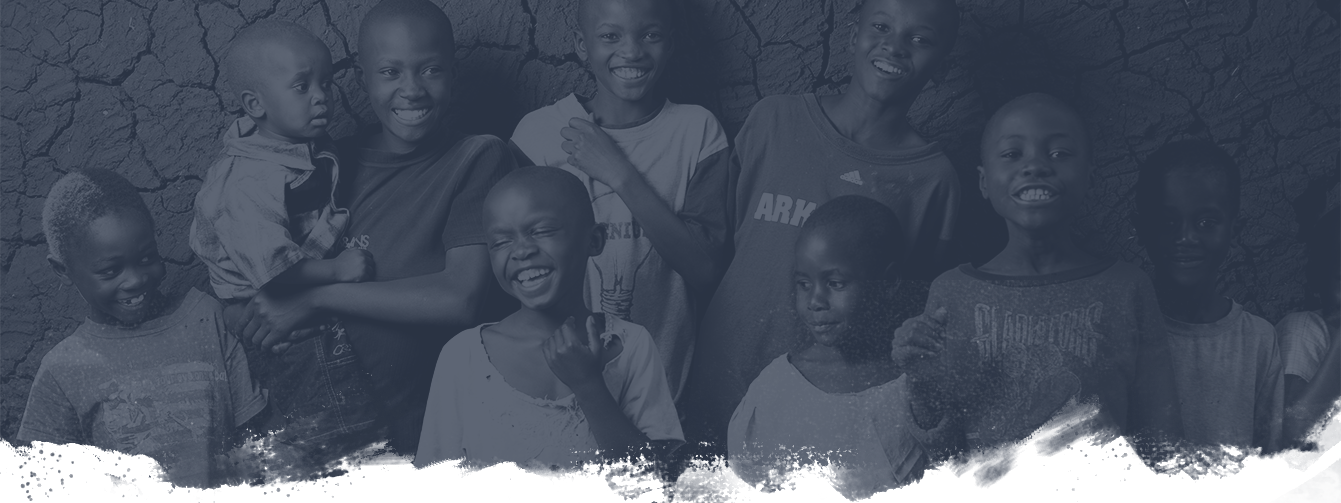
[2,0,1337,440]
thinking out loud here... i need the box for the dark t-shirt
[336,128,516,452]
[918,260,1180,451]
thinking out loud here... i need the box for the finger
[271,342,292,354]
[560,126,579,141]
[585,315,602,354]
[260,327,287,351]
[561,140,576,155]
[243,314,264,346]
[926,306,948,324]
[568,117,595,131]
[568,155,580,168]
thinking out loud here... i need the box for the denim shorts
[245,318,379,444]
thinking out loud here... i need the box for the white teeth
[872,60,903,75]
[516,268,552,286]
[611,67,647,80]
[120,293,145,307]
[392,108,430,121]
[1018,188,1055,201]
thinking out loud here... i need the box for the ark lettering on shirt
[752,192,818,227]
[972,302,1105,364]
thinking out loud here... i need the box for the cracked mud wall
[2,1,1337,440]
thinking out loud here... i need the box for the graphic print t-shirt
[511,94,731,401]
[336,129,516,451]
[683,94,960,439]
[920,260,1178,450]
[17,289,267,487]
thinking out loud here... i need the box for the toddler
[20,169,268,487]
[190,19,377,449]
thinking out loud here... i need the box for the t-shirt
[335,129,517,452]
[727,355,927,499]
[1164,302,1283,450]
[17,289,267,487]
[414,317,684,469]
[190,116,348,300]
[682,94,960,441]
[915,260,1179,452]
[1271,311,1341,503]
[510,94,731,401]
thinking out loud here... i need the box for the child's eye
[294,81,309,92]
[644,32,663,42]
[97,266,121,278]
[1000,150,1022,160]
[1197,218,1219,229]
[828,280,846,289]
[600,32,619,42]
[911,35,933,46]
[379,68,399,79]
[870,22,890,33]
[140,254,160,265]
[795,279,811,290]
[489,239,511,250]
[423,66,443,77]
[1049,150,1073,159]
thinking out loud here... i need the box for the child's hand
[543,315,607,391]
[239,289,321,351]
[333,248,375,283]
[891,306,948,381]
[560,118,636,189]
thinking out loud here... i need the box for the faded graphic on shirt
[970,301,1104,501]
[95,362,223,461]
[590,185,654,321]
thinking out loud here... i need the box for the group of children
[15,0,1339,494]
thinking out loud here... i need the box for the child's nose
[121,265,148,290]
[1020,157,1055,177]
[398,76,427,100]
[618,38,646,60]
[1176,221,1200,244]
[510,238,539,259]
[808,290,829,310]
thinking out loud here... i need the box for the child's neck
[583,89,664,128]
[792,341,899,394]
[819,88,922,150]
[981,225,1098,276]
[506,296,592,338]
[254,121,308,145]
[1158,279,1231,324]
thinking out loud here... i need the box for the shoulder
[1277,311,1327,334]
[749,94,806,118]
[750,355,796,387]
[1236,307,1276,336]
[442,324,486,356]
[35,324,101,374]
[928,265,976,295]
[450,134,509,157]
[512,99,572,142]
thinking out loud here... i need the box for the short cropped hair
[358,0,456,59]
[799,195,906,278]
[488,165,596,229]
[1135,139,1241,221]
[221,20,327,98]
[1305,207,1339,309]
[577,0,684,31]
[42,168,152,264]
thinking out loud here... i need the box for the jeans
[245,318,379,444]
[261,434,429,501]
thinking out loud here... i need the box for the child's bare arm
[238,244,492,349]
[1284,334,1341,445]
[47,448,85,503]
[544,316,656,458]
[429,485,477,503]
[266,248,375,288]
[236,418,266,503]
[561,118,725,294]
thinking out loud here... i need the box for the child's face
[56,211,167,327]
[252,38,334,142]
[576,0,673,105]
[793,228,876,348]
[484,184,601,313]
[359,16,454,152]
[978,100,1091,235]
[849,0,954,103]
[1143,170,1235,291]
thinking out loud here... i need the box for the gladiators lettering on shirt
[965,301,1110,501]
[752,192,819,227]
[972,302,1105,364]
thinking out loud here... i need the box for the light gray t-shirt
[1165,301,1283,451]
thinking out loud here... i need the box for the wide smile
[870,58,909,78]
[1012,185,1060,204]
[117,292,147,308]
[512,266,555,292]
[390,107,433,127]
[610,66,650,82]
[310,110,330,126]
[808,321,842,334]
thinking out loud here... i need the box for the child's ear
[977,165,989,199]
[588,223,607,257]
[47,254,72,286]
[574,30,588,63]
[239,89,266,120]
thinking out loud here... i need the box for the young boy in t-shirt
[510,0,731,402]
[1134,139,1283,451]
[682,0,962,450]
[191,19,379,452]
[415,166,682,469]
[1278,208,1339,448]
[891,93,1182,459]
[231,0,517,454]
[20,169,268,488]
